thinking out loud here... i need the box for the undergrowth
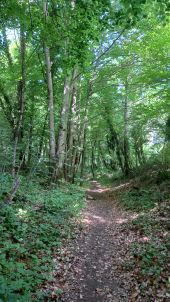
[0,173,85,301]
[120,187,163,212]
[120,180,170,300]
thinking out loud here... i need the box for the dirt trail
[61,181,135,302]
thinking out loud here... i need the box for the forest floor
[51,180,170,302]
[0,175,169,301]
[61,181,132,302]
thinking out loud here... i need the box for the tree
[43,0,56,170]
[0,0,169,180]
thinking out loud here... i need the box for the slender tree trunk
[43,0,56,167]
[134,140,140,167]
[67,69,80,181]
[105,113,124,173]
[80,128,87,178]
[38,113,48,160]
[55,74,73,178]
[91,141,96,179]
[99,144,109,169]
[12,27,26,176]
[140,145,145,163]
[79,80,92,178]
[123,81,130,175]
[27,96,35,169]
[133,131,145,166]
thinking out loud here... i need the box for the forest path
[61,181,135,302]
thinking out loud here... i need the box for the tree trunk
[133,130,145,166]
[105,112,124,173]
[55,74,72,178]
[43,0,56,168]
[66,69,80,181]
[12,27,26,176]
[79,80,92,178]
[80,128,86,178]
[123,81,130,175]
[38,113,48,161]
[27,96,35,169]
[91,141,96,179]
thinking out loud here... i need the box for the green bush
[0,174,85,301]
[120,188,162,212]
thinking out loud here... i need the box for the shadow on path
[61,181,134,302]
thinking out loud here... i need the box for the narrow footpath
[61,181,137,302]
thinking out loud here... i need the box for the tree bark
[80,80,92,178]
[38,113,48,161]
[91,141,96,179]
[43,0,56,167]
[12,27,26,176]
[0,84,15,130]
[55,74,73,178]
[27,96,35,169]
[66,69,80,181]
[123,81,130,175]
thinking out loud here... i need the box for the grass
[0,173,85,301]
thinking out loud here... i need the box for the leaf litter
[46,181,169,302]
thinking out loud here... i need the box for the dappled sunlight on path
[61,181,138,302]
[82,212,107,225]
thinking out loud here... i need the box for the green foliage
[132,240,168,278]
[0,0,169,179]
[0,173,85,301]
[129,201,170,297]
[120,188,163,211]
[165,117,170,141]
[121,180,170,297]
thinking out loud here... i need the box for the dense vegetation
[0,173,84,301]
[118,174,170,300]
[0,0,169,301]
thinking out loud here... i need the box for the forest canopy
[0,0,169,181]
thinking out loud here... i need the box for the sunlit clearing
[17,208,28,218]
[73,203,80,208]
[130,213,139,219]
[113,182,131,190]
[91,214,106,223]
[82,213,106,225]
[88,188,110,193]
[116,213,139,224]
[116,218,128,224]
[142,236,150,242]
[82,218,93,225]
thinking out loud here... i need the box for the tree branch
[92,28,126,66]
